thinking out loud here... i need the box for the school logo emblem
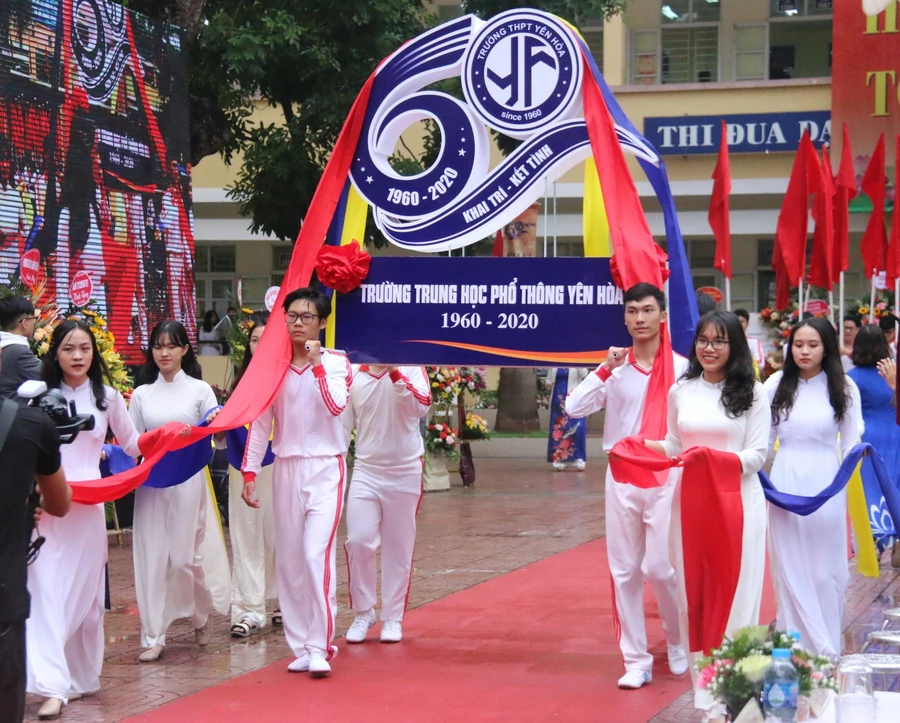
[462,10,583,138]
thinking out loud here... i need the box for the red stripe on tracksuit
[609,573,622,644]
[400,458,426,614]
[323,455,345,660]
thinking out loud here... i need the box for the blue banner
[334,257,631,366]
[644,111,831,156]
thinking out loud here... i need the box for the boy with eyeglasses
[0,296,42,400]
[241,287,352,678]
[565,282,688,690]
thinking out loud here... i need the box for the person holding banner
[226,313,279,638]
[241,288,351,679]
[128,321,229,663]
[343,364,431,645]
[565,283,688,690]
[644,311,770,698]
[765,318,862,658]
[26,320,143,719]
[849,326,900,565]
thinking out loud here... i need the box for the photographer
[0,376,70,721]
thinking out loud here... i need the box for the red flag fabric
[887,136,900,286]
[808,148,835,290]
[832,124,857,283]
[609,438,744,655]
[709,120,732,280]
[69,73,376,503]
[491,229,504,257]
[860,133,888,279]
[774,132,820,288]
[580,47,673,446]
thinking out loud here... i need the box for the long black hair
[201,309,219,333]
[682,311,757,418]
[136,320,202,386]
[232,311,269,392]
[771,317,850,425]
[42,319,111,411]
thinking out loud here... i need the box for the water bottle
[763,649,799,722]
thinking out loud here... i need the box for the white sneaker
[346,609,376,644]
[617,669,651,689]
[287,654,309,672]
[308,650,331,678]
[380,620,402,643]
[571,460,586,471]
[552,462,566,471]
[667,644,688,676]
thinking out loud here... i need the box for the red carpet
[126,539,775,723]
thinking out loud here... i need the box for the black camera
[17,380,95,444]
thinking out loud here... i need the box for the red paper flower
[315,242,371,294]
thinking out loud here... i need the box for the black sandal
[272,610,283,627]
[230,621,254,638]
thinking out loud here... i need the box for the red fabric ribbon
[315,242,371,294]
[609,437,744,655]
[68,73,377,504]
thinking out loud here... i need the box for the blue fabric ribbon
[225,425,275,471]
[100,444,137,477]
[759,443,900,527]
[141,407,220,489]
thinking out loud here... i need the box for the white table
[816,691,900,722]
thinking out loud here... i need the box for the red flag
[773,239,791,310]
[861,132,888,279]
[888,136,900,286]
[808,148,835,290]
[580,48,673,453]
[491,229,504,257]
[709,120,731,279]
[774,132,819,287]
[832,124,857,283]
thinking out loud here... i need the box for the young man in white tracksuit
[565,282,688,690]
[242,287,351,678]
[343,365,431,644]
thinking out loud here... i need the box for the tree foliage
[127,0,623,242]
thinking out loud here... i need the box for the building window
[580,24,604,73]
[736,2,832,82]
[632,1,719,84]
[195,244,236,316]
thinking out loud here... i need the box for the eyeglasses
[22,314,39,323]
[696,338,729,350]
[285,312,319,325]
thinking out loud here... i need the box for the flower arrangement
[460,411,491,441]
[850,290,896,323]
[474,388,498,410]
[427,366,461,406]
[696,626,836,720]
[458,367,487,394]
[226,307,258,368]
[424,421,458,458]
[211,384,232,407]
[537,373,553,410]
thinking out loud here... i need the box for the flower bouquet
[427,366,461,406]
[696,626,836,721]
[850,290,896,323]
[458,367,487,394]
[211,384,232,407]
[424,421,458,460]
[460,411,491,441]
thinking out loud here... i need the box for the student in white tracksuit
[343,365,431,644]
[564,283,688,690]
[242,288,351,679]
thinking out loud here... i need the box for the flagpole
[839,271,846,343]
[828,290,834,324]
[870,272,877,323]
[798,277,804,319]
[725,277,731,311]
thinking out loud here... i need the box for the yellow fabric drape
[326,185,368,349]
[847,462,880,578]
[583,157,611,259]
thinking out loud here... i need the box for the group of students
[564,283,897,713]
[14,287,431,719]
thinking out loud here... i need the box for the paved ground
[23,457,900,722]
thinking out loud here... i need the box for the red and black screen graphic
[0,0,195,362]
